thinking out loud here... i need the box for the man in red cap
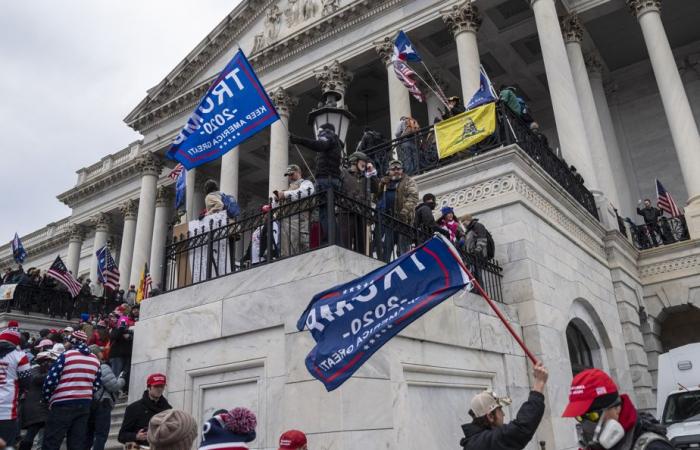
[562,368,673,449]
[118,373,172,448]
[278,429,307,450]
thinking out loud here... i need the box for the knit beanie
[200,407,257,449]
[148,409,198,450]
[0,328,21,346]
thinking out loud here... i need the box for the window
[567,322,593,376]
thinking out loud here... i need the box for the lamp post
[307,90,356,157]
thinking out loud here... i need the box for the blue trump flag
[297,235,471,391]
[11,233,26,264]
[466,65,498,110]
[167,50,279,170]
[175,168,186,209]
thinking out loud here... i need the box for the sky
[0,1,241,241]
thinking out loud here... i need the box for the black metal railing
[1,285,72,318]
[163,189,504,301]
[362,103,599,219]
[627,216,690,250]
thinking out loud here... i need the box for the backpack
[220,193,240,219]
[404,117,420,134]
[485,229,495,259]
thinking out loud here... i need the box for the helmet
[348,152,369,163]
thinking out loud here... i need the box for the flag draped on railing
[96,246,120,291]
[297,235,471,391]
[11,233,26,264]
[656,179,682,217]
[167,50,279,170]
[47,256,81,298]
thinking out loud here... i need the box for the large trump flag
[297,235,471,391]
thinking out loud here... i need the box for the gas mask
[317,128,334,141]
[577,415,625,449]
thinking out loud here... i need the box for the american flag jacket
[42,343,101,407]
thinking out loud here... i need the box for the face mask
[577,417,625,449]
[598,419,625,449]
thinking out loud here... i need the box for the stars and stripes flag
[168,163,185,180]
[47,256,81,298]
[11,233,26,264]
[656,179,682,217]
[392,59,424,102]
[96,245,120,291]
[136,263,152,303]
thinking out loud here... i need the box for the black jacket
[118,390,172,445]
[109,326,133,359]
[460,391,545,450]
[637,206,662,225]
[618,412,675,450]
[414,203,448,241]
[290,133,342,179]
[20,366,49,427]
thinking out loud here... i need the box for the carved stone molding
[69,224,86,243]
[442,1,482,36]
[156,185,174,207]
[268,87,298,116]
[314,60,353,96]
[137,151,163,177]
[561,14,583,43]
[626,0,661,17]
[120,199,139,220]
[322,0,340,16]
[57,161,142,208]
[374,36,395,66]
[584,53,604,74]
[91,213,112,233]
[435,173,606,259]
[639,254,700,279]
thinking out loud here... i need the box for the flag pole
[409,67,450,109]
[419,61,449,105]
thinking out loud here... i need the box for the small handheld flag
[47,256,81,298]
[167,50,279,170]
[394,30,421,62]
[96,246,120,291]
[11,233,26,264]
[656,179,682,217]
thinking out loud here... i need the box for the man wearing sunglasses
[562,368,673,449]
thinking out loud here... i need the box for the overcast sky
[0,1,240,242]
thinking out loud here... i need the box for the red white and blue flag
[47,256,81,298]
[11,233,26,264]
[168,163,185,180]
[392,59,425,102]
[656,179,682,217]
[394,30,421,62]
[96,246,120,291]
[297,235,470,391]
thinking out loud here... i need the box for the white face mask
[597,419,625,449]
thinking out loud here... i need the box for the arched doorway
[659,304,700,352]
[566,322,595,375]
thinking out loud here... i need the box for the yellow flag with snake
[435,102,496,159]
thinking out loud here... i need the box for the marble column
[220,147,240,198]
[586,54,636,219]
[118,200,138,290]
[627,0,700,237]
[314,60,353,107]
[375,37,412,131]
[268,87,297,195]
[66,224,85,276]
[130,152,162,286]
[89,213,112,292]
[442,0,482,101]
[150,185,172,290]
[186,167,197,221]
[530,0,598,192]
[562,15,620,214]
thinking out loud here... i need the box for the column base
[683,197,700,240]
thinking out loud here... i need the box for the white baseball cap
[470,390,512,418]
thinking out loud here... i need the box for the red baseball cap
[278,430,307,449]
[147,373,167,387]
[562,368,618,417]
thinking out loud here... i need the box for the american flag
[656,179,682,217]
[47,256,82,298]
[168,163,185,180]
[96,246,120,290]
[392,59,424,102]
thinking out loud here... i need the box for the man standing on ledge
[460,362,548,450]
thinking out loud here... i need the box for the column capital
[584,53,604,74]
[561,14,584,43]
[269,87,298,117]
[90,212,112,233]
[68,224,86,242]
[373,37,395,66]
[626,0,661,18]
[156,185,173,207]
[120,199,139,220]
[442,1,482,36]
[314,60,353,96]
[137,151,163,177]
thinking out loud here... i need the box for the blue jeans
[315,177,342,244]
[109,357,125,381]
[86,399,113,450]
[42,402,91,450]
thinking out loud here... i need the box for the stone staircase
[106,399,128,450]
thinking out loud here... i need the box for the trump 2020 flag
[466,66,498,110]
[297,235,471,391]
[167,49,279,170]
[11,233,26,264]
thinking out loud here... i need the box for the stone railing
[77,144,139,185]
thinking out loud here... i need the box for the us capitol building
[2,0,699,448]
